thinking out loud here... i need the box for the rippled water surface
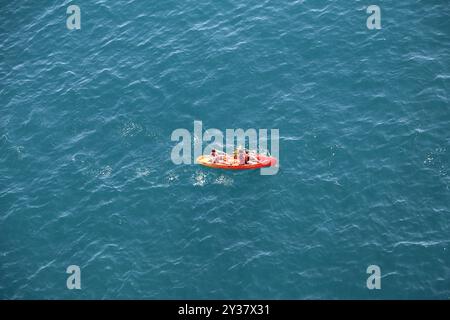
[1,0,449,299]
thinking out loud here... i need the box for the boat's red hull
[196,155,277,170]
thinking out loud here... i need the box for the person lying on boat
[210,149,227,164]
[245,150,260,164]
[210,149,219,163]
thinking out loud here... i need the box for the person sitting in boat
[244,150,250,164]
[238,148,245,165]
[210,149,218,163]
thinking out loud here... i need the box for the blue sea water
[1,0,449,299]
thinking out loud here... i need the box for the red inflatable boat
[196,153,277,170]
